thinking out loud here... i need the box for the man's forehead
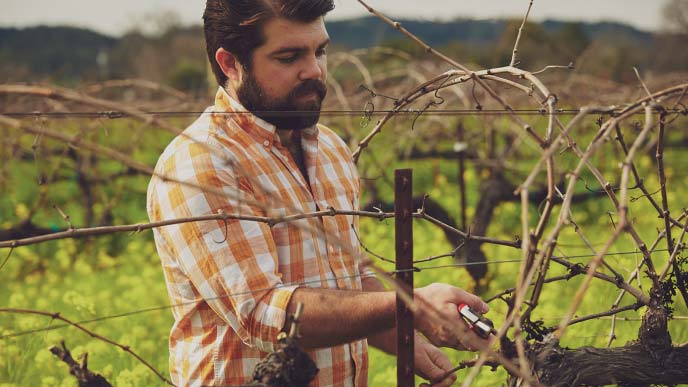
[260,17,329,51]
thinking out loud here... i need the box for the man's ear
[215,48,244,86]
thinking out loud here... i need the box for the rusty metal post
[456,122,467,230]
[395,169,414,387]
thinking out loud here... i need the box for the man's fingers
[415,283,492,349]
[415,338,458,386]
[421,373,456,387]
[458,330,495,352]
[453,287,489,313]
[416,283,488,315]
[427,345,457,386]
[426,374,456,387]
[426,316,495,349]
[437,375,457,387]
[429,345,454,371]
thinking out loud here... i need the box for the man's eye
[276,56,298,64]
[316,48,327,57]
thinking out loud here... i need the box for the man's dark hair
[203,0,335,86]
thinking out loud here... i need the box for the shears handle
[458,303,495,339]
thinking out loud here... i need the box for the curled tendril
[677,102,687,115]
[607,212,617,229]
[358,84,400,128]
[579,176,640,194]
[596,116,604,127]
[411,103,432,131]
[419,194,429,214]
[630,187,662,203]
[432,74,452,105]
[0,247,14,272]
[361,101,374,128]
[662,105,687,126]
[358,84,399,102]
[471,79,482,111]
[411,74,451,130]
[537,197,549,216]
[213,211,230,244]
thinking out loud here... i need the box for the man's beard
[237,71,327,130]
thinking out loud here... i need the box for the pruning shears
[458,303,497,339]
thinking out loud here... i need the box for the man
[147,1,491,386]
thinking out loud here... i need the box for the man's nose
[299,55,324,81]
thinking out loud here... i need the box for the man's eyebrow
[270,38,330,56]
[318,38,330,50]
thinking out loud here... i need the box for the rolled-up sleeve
[151,141,296,352]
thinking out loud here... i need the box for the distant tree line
[1,13,686,90]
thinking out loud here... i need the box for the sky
[1,0,667,37]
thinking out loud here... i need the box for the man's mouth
[291,80,327,102]
[297,91,318,100]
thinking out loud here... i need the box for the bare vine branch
[0,308,174,386]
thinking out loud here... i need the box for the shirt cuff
[361,265,377,279]
[251,284,300,353]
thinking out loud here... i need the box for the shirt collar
[212,86,319,146]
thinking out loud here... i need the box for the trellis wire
[0,247,671,341]
[2,108,685,119]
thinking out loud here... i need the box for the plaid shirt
[147,87,368,387]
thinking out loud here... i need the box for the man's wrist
[371,290,398,329]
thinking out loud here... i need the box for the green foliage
[167,59,207,93]
[2,107,688,386]
[0,237,171,385]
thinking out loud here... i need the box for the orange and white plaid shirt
[147,87,369,387]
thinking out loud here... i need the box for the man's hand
[415,334,457,387]
[414,283,492,350]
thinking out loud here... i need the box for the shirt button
[263,140,270,147]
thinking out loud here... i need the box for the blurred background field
[2,1,688,386]
[2,104,687,385]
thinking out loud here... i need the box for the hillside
[0,26,116,82]
[0,17,678,86]
[326,16,653,48]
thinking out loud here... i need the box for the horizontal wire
[409,248,672,272]
[0,273,377,340]
[537,316,688,321]
[556,249,669,260]
[1,108,685,119]
[0,247,672,340]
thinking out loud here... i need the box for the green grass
[0,236,171,386]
